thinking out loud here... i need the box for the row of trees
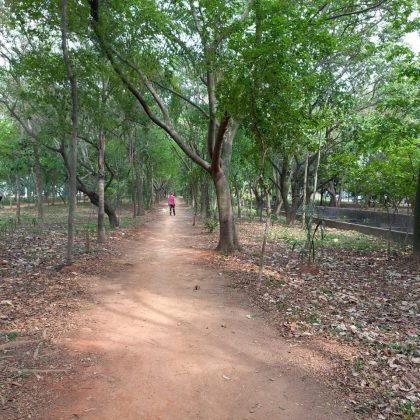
[0,0,418,259]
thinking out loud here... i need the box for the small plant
[398,399,416,419]
[306,311,320,324]
[321,287,334,297]
[353,357,363,372]
[264,276,285,288]
[203,218,218,233]
[6,331,19,341]
[276,301,287,311]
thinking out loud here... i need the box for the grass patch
[264,223,395,253]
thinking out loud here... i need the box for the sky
[404,32,420,53]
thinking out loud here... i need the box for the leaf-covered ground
[193,220,419,419]
[0,203,150,419]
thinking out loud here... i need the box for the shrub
[203,218,218,233]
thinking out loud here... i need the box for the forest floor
[0,202,418,419]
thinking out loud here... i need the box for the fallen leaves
[193,220,419,419]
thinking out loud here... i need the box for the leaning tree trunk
[213,169,238,253]
[413,163,420,258]
[97,128,106,243]
[77,180,118,228]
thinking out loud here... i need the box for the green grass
[265,223,395,253]
[0,201,140,241]
[306,311,321,324]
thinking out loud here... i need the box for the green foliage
[203,218,218,233]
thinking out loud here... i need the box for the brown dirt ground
[38,203,355,420]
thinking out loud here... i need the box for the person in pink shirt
[168,192,176,216]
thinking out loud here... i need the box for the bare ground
[38,204,354,420]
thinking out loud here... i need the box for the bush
[203,218,218,233]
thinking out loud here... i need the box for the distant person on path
[168,192,176,216]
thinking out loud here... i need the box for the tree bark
[413,163,420,258]
[136,148,146,216]
[32,140,44,219]
[97,128,106,243]
[257,187,271,289]
[301,154,309,228]
[327,180,337,207]
[61,0,78,264]
[235,181,241,219]
[213,169,238,252]
[15,174,21,224]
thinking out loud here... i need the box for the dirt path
[44,204,353,420]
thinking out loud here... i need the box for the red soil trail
[43,203,353,420]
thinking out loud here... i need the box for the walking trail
[44,203,353,420]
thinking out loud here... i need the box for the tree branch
[327,0,389,20]
[88,0,211,172]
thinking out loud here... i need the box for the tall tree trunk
[52,185,56,206]
[136,148,146,216]
[32,141,44,219]
[136,170,145,216]
[15,174,21,224]
[413,163,420,258]
[213,169,238,252]
[235,181,241,219]
[327,180,337,207]
[257,187,271,289]
[287,181,300,225]
[97,129,106,243]
[311,137,322,204]
[131,172,137,217]
[253,187,264,222]
[200,179,211,218]
[301,153,309,228]
[61,0,78,263]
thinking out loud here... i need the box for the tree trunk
[311,140,322,205]
[213,169,238,253]
[51,185,57,206]
[327,180,337,207]
[131,171,137,218]
[287,183,300,225]
[253,187,264,222]
[136,170,145,216]
[200,179,211,218]
[32,141,44,219]
[61,0,78,264]
[235,181,241,219]
[97,129,106,243]
[15,174,21,224]
[337,187,342,207]
[77,180,118,228]
[136,148,146,216]
[257,188,271,289]
[301,153,309,228]
[413,163,420,258]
